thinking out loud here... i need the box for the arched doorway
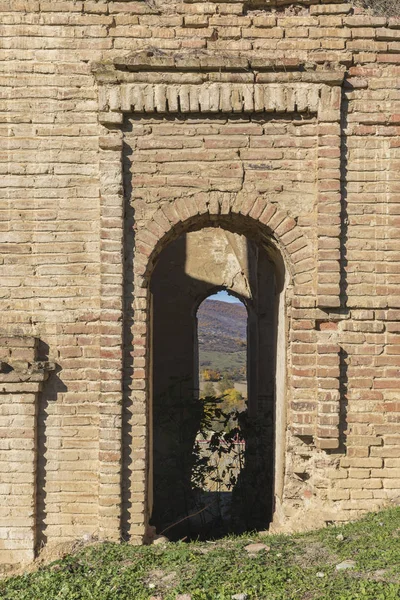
[148,222,286,539]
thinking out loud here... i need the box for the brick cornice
[94,51,344,131]
[93,49,345,82]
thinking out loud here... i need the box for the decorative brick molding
[95,49,345,538]
[0,337,54,566]
[95,54,343,123]
[94,51,344,311]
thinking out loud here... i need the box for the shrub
[357,0,400,15]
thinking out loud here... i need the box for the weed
[0,508,399,599]
[357,0,400,15]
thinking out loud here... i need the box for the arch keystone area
[134,193,315,291]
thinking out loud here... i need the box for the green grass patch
[1,508,399,600]
[199,351,246,373]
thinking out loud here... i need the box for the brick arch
[133,192,315,292]
[131,191,316,534]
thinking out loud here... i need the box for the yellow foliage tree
[222,387,244,410]
[202,369,221,382]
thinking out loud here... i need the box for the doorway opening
[149,223,284,540]
[194,290,248,537]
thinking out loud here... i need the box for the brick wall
[0,337,53,566]
[1,0,400,567]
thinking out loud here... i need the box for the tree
[222,388,244,410]
[217,373,234,395]
[202,368,221,382]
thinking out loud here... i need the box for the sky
[208,290,242,304]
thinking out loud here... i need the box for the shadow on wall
[121,137,135,540]
[36,340,67,551]
[338,347,349,453]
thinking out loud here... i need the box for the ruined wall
[1,0,400,567]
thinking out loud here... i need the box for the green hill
[198,299,247,379]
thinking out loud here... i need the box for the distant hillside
[197,299,247,354]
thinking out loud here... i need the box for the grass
[1,507,399,599]
[200,351,247,373]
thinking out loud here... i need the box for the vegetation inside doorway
[194,291,249,539]
[152,290,270,541]
[150,227,279,543]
